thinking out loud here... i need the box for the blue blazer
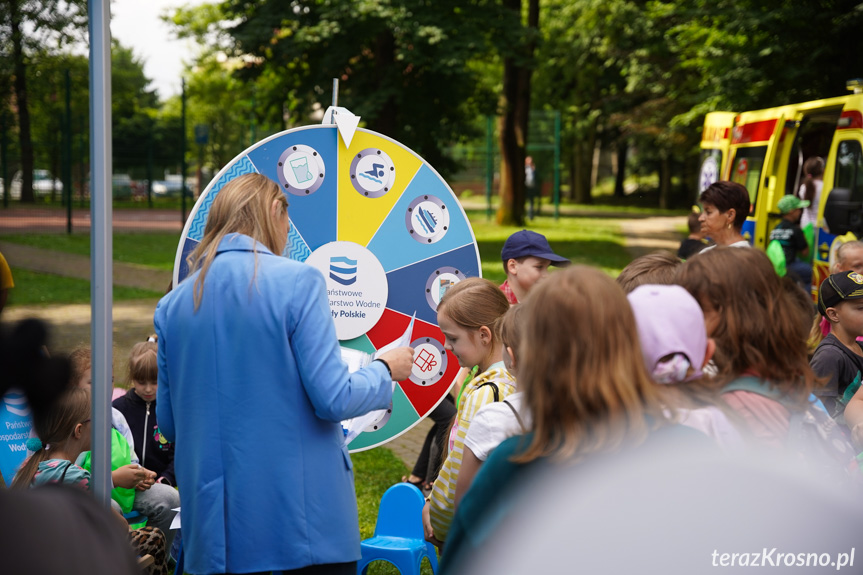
[155,233,392,574]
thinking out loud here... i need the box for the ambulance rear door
[820,96,863,284]
[726,109,787,249]
[699,112,735,193]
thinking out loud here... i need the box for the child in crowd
[677,248,857,477]
[441,266,697,572]
[627,284,741,450]
[113,337,176,487]
[810,271,863,426]
[455,304,530,507]
[71,345,180,549]
[831,240,863,275]
[814,240,863,342]
[11,387,169,575]
[615,251,681,294]
[423,278,516,547]
[677,210,710,260]
[769,195,811,288]
[798,156,825,230]
[499,229,570,304]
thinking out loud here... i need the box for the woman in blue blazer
[155,173,414,575]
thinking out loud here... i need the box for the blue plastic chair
[358,483,438,575]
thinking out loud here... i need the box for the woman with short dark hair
[698,181,751,249]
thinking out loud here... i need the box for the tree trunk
[496,0,538,226]
[659,150,671,210]
[10,0,34,203]
[573,126,596,205]
[614,140,628,198]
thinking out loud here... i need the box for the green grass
[466,211,631,281]
[0,232,181,270]
[6,268,161,305]
[352,448,437,574]
[3,210,632,284]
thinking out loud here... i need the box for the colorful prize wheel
[173,125,481,451]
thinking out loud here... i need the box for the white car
[6,170,63,200]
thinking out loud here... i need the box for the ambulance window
[835,140,863,200]
[699,149,722,192]
[729,146,766,212]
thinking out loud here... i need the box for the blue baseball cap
[501,230,570,266]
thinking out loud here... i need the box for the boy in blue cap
[499,230,570,304]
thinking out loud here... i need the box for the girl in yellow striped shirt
[422,278,515,548]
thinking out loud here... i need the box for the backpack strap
[477,381,499,402]
[503,399,526,433]
[58,460,74,484]
[720,376,788,402]
[720,376,806,413]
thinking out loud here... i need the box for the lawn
[465,210,631,282]
[0,232,180,270]
[1,210,632,303]
[6,269,162,306]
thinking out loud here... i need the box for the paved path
[620,216,686,259]
[0,207,185,233]
[0,241,172,292]
[0,207,685,469]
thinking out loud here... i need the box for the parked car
[7,170,63,200]
[112,174,134,199]
[153,175,193,198]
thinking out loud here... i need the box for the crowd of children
[4,335,179,574]
[431,222,863,571]
[5,207,863,573]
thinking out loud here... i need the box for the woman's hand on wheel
[378,346,415,382]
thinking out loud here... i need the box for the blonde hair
[12,388,91,489]
[515,266,667,463]
[497,303,525,353]
[833,240,863,274]
[186,173,288,309]
[616,252,682,294]
[437,277,511,346]
[68,346,91,387]
[128,337,158,384]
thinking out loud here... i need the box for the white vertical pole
[88,0,113,508]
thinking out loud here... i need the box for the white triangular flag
[322,106,361,148]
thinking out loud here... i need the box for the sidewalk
[0,241,172,293]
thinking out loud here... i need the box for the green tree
[24,52,89,201]
[495,0,540,225]
[112,42,161,177]
[172,0,496,177]
[0,0,86,202]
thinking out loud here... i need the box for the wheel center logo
[305,241,388,340]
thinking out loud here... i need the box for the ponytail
[801,157,825,204]
[11,388,91,489]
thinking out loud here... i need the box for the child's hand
[112,464,150,489]
[422,501,442,548]
[377,347,415,382]
[135,469,157,491]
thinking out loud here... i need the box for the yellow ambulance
[700,82,863,296]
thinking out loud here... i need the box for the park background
[2,1,863,573]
